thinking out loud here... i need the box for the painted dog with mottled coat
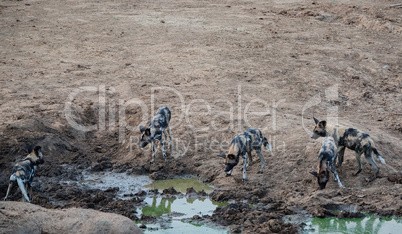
[244,129,273,174]
[310,136,345,189]
[4,146,44,202]
[218,129,272,181]
[140,106,172,163]
[311,117,386,181]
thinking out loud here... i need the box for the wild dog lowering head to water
[311,117,386,182]
[310,137,345,190]
[218,132,250,181]
[218,129,273,181]
[4,146,44,202]
[140,106,172,163]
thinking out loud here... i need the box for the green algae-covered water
[305,216,402,233]
[141,177,228,233]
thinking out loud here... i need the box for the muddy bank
[0,201,142,234]
[1,0,402,232]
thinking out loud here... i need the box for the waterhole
[305,216,402,233]
[75,172,228,233]
[140,177,228,233]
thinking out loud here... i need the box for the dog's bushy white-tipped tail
[266,143,273,153]
[372,148,386,164]
[377,155,386,164]
[16,178,30,202]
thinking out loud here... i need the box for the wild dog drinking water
[218,129,273,181]
[311,117,386,182]
[4,146,44,202]
[140,106,172,163]
[310,137,345,189]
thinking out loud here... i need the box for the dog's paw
[225,173,232,177]
[365,177,375,182]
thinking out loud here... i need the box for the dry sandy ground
[0,201,142,234]
[0,0,401,232]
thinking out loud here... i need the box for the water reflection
[141,197,175,217]
[141,196,227,218]
[308,216,402,233]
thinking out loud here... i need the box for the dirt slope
[0,0,401,232]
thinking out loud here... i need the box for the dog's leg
[17,178,30,202]
[28,184,33,201]
[151,141,156,163]
[161,137,167,161]
[244,151,252,170]
[163,129,171,152]
[168,125,172,150]
[4,181,14,201]
[242,154,247,181]
[329,164,345,188]
[353,151,364,176]
[336,146,345,168]
[256,149,265,174]
[364,149,379,182]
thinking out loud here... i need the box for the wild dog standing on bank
[244,129,273,174]
[311,117,386,182]
[310,137,345,189]
[140,106,172,163]
[4,146,44,202]
[218,129,273,181]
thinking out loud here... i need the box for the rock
[139,224,147,229]
[268,219,282,233]
[162,187,180,195]
[0,201,142,234]
[135,190,147,196]
[336,211,365,219]
[186,187,197,196]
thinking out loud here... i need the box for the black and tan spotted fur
[244,129,273,174]
[4,146,44,202]
[310,137,345,190]
[218,129,273,181]
[311,117,386,181]
[140,106,172,163]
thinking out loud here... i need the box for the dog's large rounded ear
[34,146,42,153]
[140,125,146,133]
[145,128,151,135]
[319,121,327,129]
[309,171,318,177]
[217,153,226,158]
[313,117,319,124]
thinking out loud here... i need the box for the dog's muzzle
[224,164,235,172]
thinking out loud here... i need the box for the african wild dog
[311,117,386,182]
[140,106,172,163]
[244,129,273,174]
[4,146,44,202]
[218,129,273,181]
[310,137,345,190]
